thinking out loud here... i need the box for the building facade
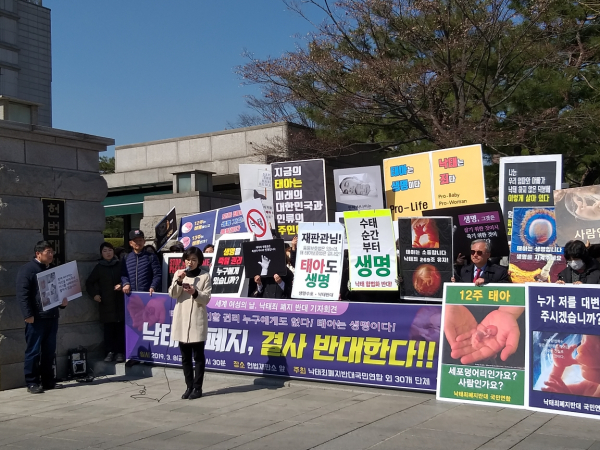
[0,0,52,126]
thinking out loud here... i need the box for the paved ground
[0,369,599,450]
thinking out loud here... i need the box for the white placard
[37,261,82,311]
[239,199,273,241]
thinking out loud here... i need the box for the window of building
[177,173,192,193]
[8,102,31,124]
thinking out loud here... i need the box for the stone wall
[0,120,114,390]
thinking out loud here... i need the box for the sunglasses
[471,250,485,256]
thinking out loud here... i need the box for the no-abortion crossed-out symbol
[246,209,267,238]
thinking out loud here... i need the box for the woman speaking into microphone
[169,246,212,400]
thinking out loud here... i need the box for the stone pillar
[0,121,114,390]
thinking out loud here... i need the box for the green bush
[104,237,124,248]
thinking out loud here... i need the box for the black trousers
[24,317,58,387]
[104,321,125,354]
[179,341,205,390]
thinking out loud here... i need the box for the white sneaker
[104,352,114,362]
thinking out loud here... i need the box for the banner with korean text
[498,155,562,238]
[178,210,217,250]
[528,284,600,419]
[383,145,486,220]
[344,210,397,291]
[291,222,345,300]
[437,283,528,408]
[239,164,275,229]
[210,233,253,297]
[125,292,441,391]
[271,159,327,240]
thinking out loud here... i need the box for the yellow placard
[430,145,485,208]
[383,152,434,220]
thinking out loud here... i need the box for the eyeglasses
[42,249,55,255]
[471,250,485,256]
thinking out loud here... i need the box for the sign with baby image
[437,283,527,408]
[528,284,600,419]
[333,165,384,212]
[554,184,600,246]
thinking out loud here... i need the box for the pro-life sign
[240,199,272,241]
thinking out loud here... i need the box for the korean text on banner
[179,209,217,250]
[125,292,441,391]
[37,261,82,311]
[215,204,248,238]
[271,159,327,240]
[210,233,253,297]
[554,184,600,246]
[292,222,345,300]
[508,207,566,284]
[528,284,600,419]
[239,199,273,241]
[383,152,433,219]
[239,164,275,229]
[437,283,527,408]
[162,253,212,292]
[333,166,384,212]
[430,145,485,210]
[344,210,397,291]
[499,155,562,237]
[397,217,453,301]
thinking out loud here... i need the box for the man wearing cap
[121,229,162,295]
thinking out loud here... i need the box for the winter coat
[16,259,64,319]
[86,258,125,323]
[558,259,600,284]
[455,263,510,284]
[121,250,161,292]
[169,269,212,343]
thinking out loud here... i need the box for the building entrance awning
[103,190,172,216]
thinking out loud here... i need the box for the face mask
[568,259,585,271]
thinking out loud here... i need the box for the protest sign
[162,253,212,292]
[42,198,66,265]
[125,292,441,392]
[214,205,248,239]
[37,261,82,311]
[155,207,177,251]
[334,212,348,249]
[291,222,345,300]
[179,209,217,250]
[423,203,509,260]
[528,284,600,419]
[437,283,528,408]
[239,199,273,241]
[430,145,486,209]
[383,145,485,220]
[554,185,600,246]
[498,155,562,237]
[333,166,384,212]
[383,152,433,219]
[508,207,565,284]
[242,239,287,279]
[344,210,397,291]
[271,159,327,240]
[397,217,453,301]
[239,163,275,228]
[210,233,253,296]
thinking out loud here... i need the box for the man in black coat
[16,241,68,394]
[452,239,509,285]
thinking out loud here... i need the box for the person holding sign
[169,247,212,400]
[556,240,600,285]
[16,241,68,394]
[452,240,509,285]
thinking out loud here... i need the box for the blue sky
[44,1,320,157]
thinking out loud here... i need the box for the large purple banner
[125,293,441,391]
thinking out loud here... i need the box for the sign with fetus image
[397,217,453,301]
[242,239,287,279]
[554,184,600,246]
[528,284,600,418]
[438,284,527,407]
[508,207,566,284]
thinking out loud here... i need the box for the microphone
[184,266,190,274]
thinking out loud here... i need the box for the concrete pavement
[0,368,598,450]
